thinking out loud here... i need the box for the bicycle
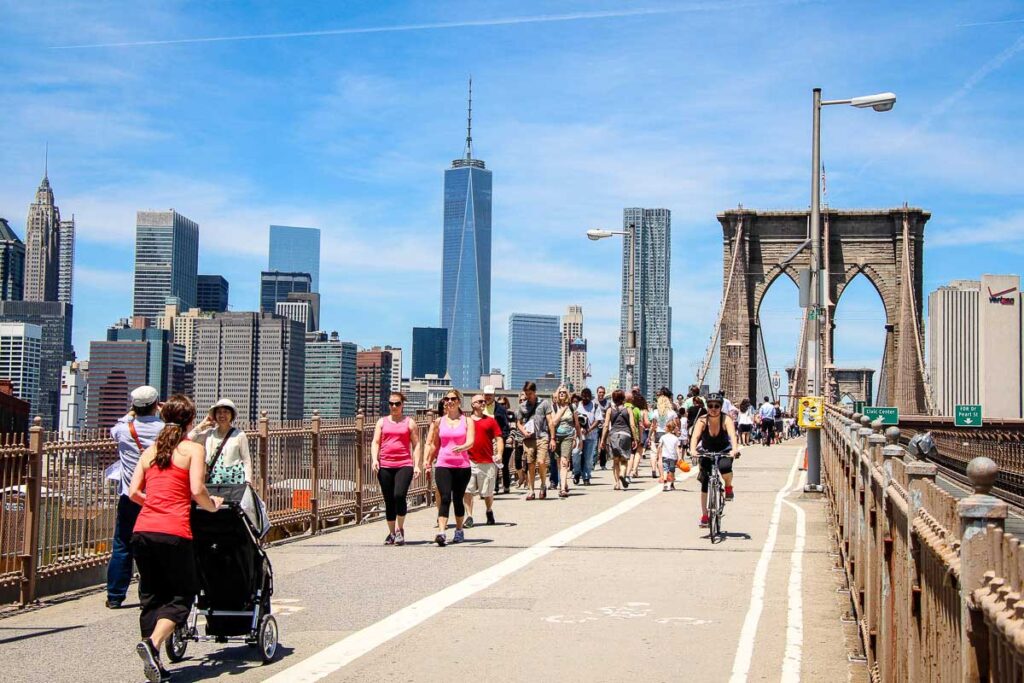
[701,450,730,543]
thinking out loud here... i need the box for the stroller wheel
[257,615,279,663]
[166,624,189,662]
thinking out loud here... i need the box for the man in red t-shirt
[464,394,505,526]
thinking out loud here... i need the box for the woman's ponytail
[152,395,196,469]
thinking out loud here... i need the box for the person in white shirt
[657,419,684,491]
[188,398,253,484]
[737,398,755,446]
[758,396,778,446]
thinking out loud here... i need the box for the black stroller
[165,484,279,664]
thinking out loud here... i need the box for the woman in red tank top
[371,392,422,546]
[128,395,222,683]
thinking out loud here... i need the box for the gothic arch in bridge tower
[716,207,930,414]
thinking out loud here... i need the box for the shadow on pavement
[0,624,85,645]
[166,644,296,682]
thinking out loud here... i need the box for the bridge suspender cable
[697,213,744,388]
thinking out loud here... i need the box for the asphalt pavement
[0,440,862,682]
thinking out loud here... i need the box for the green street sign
[863,406,899,425]
[853,400,866,413]
[954,404,983,428]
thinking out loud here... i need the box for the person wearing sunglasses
[547,385,581,498]
[371,392,422,546]
[464,394,504,526]
[516,382,550,500]
[688,392,741,528]
[425,390,474,546]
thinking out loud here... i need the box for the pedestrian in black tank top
[688,393,741,528]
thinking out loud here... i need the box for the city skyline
[1,3,1022,390]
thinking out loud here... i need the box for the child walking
[657,419,684,491]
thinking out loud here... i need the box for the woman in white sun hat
[188,398,253,485]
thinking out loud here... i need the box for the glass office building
[133,210,199,320]
[507,313,561,391]
[412,326,448,379]
[441,86,492,390]
[260,271,312,313]
[269,225,321,292]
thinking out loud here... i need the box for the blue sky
[1,1,1022,393]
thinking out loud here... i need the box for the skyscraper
[507,313,561,391]
[0,218,25,301]
[193,312,306,422]
[619,208,672,397]
[106,321,186,399]
[24,172,61,302]
[356,349,393,416]
[304,331,358,418]
[441,79,492,390]
[260,271,311,313]
[275,300,315,333]
[58,216,74,304]
[132,210,199,320]
[269,225,321,292]
[0,322,41,418]
[87,340,150,430]
[412,327,447,379]
[0,300,73,428]
[196,274,229,312]
[59,360,88,434]
[928,276,1023,418]
[561,305,588,390]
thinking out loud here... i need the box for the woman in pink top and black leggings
[371,392,422,546]
[426,388,474,546]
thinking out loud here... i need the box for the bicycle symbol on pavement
[543,602,713,626]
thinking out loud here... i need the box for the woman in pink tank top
[425,388,474,546]
[371,392,422,546]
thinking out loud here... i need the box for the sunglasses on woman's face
[444,397,459,402]
[389,401,403,407]
[708,403,723,410]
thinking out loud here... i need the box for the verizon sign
[988,285,1018,306]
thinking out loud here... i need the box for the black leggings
[377,466,414,521]
[434,466,471,519]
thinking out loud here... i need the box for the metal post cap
[966,457,999,495]
[885,426,901,444]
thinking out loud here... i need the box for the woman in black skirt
[128,395,222,682]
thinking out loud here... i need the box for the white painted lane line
[780,473,808,683]
[264,474,689,682]
[729,448,802,683]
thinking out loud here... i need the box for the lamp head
[586,229,614,241]
[850,92,896,111]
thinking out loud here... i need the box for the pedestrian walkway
[0,441,860,682]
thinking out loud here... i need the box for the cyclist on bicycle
[689,392,741,528]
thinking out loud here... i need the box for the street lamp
[805,87,895,492]
[586,224,637,389]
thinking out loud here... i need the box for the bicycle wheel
[707,479,720,542]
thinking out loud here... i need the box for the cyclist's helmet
[706,392,725,406]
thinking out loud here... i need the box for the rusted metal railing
[4,410,437,606]
[824,404,1023,681]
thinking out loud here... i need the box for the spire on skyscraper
[464,76,473,161]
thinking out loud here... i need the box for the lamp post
[587,224,637,389]
[805,88,895,491]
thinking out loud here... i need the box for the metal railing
[3,410,434,606]
[823,404,1022,681]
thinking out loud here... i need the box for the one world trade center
[441,79,492,389]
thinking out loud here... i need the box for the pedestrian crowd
[103,380,802,681]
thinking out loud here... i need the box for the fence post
[354,410,365,524]
[19,417,43,607]
[875,434,898,681]
[310,411,321,535]
[258,411,269,501]
[905,451,937,683]
[959,456,1007,682]
[425,409,436,507]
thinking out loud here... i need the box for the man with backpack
[758,396,778,446]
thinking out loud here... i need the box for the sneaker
[651,470,658,479]
[434,532,447,547]
[726,487,735,501]
[384,533,395,545]
[621,477,630,490]
[663,484,669,492]
[670,482,675,490]
[573,475,580,485]
[136,639,162,683]
[464,516,475,528]
[105,598,123,609]
[583,479,591,486]
[486,510,495,525]
[394,529,405,546]
[453,529,465,544]
[624,475,632,486]
[699,515,709,528]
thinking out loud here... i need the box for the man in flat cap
[105,385,164,609]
